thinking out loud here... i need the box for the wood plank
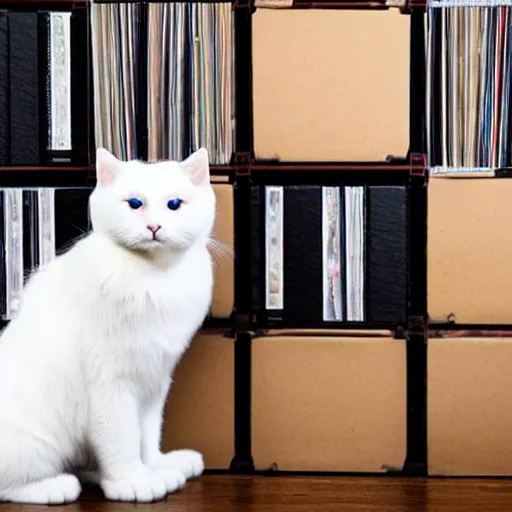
[1,476,512,511]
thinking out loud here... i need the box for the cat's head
[89,148,215,255]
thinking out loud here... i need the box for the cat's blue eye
[167,198,183,211]
[127,197,143,210]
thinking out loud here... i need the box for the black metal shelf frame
[230,2,429,476]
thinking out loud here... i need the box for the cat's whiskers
[208,238,232,258]
[207,238,233,267]
[58,231,90,256]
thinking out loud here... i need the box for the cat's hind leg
[0,474,81,505]
[0,420,80,504]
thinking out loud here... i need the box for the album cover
[0,189,24,321]
[265,186,284,311]
[344,187,365,322]
[322,187,343,322]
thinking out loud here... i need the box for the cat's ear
[96,148,121,186]
[180,148,210,187]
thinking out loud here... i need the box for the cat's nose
[147,224,161,234]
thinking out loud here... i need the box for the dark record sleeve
[23,190,39,273]
[54,188,92,255]
[251,185,264,314]
[9,12,39,165]
[0,12,9,165]
[367,185,408,324]
[0,191,5,319]
[282,186,323,325]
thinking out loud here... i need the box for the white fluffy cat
[0,147,215,504]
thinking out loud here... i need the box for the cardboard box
[428,179,512,324]
[251,333,407,472]
[161,330,234,470]
[252,9,410,162]
[210,183,234,319]
[428,337,512,475]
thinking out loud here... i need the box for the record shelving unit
[225,0,428,476]
[0,0,431,476]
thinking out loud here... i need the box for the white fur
[0,148,215,504]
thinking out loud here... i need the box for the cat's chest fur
[0,233,213,446]
[77,234,213,357]
[13,233,213,394]
[80,238,212,405]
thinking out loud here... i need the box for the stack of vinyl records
[427,5,512,176]
[91,2,234,164]
[0,187,92,320]
[0,10,89,166]
[253,184,408,327]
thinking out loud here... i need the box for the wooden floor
[1,475,512,511]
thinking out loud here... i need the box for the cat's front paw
[100,469,184,503]
[153,449,204,480]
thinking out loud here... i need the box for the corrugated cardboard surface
[252,10,410,162]
[429,337,512,476]
[428,179,512,324]
[210,184,234,319]
[162,330,234,469]
[252,335,407,472]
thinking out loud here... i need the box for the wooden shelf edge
[0,165,94,172]
[250,163,418,172]
[89,0,413,8]
[0,161,423,174]
[290,0,391,9]
[0,0,86,5]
